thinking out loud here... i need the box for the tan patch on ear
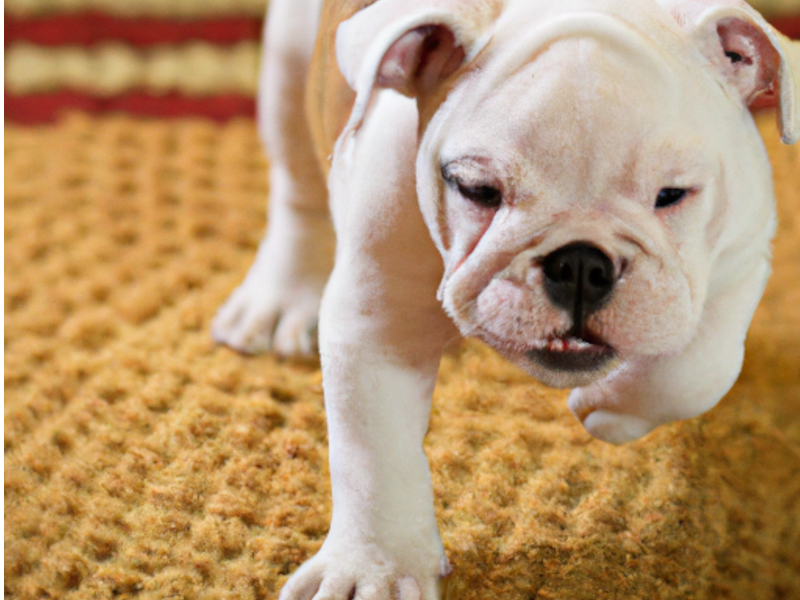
[716,16,782,106]
[377,25,465,98]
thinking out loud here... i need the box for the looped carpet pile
[4,111,800,600]
[3,0,800,600]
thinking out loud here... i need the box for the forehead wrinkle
[488,37,686,202]
[436,28,703,211]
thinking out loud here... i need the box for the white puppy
[213,0,799,597]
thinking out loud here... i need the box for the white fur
[212,0,799,597]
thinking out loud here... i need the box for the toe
[353,580,392,600]
[210,298,244,343]
[395,577,422,600]
[235,310,280,354]
[312,575,356,600]
[279,563,324,600]
[273,310,318,357]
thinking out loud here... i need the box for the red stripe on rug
[4,91,256,124]
[4,12,263,47]
[771,15,800,39]
[4,10,797,47]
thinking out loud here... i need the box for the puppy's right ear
[336,0,498,131]
[666,0,800,144]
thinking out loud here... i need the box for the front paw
[279,540,450,600]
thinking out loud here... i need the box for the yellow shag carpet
[4,112,800,600]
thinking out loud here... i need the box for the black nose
[542,243,616,321]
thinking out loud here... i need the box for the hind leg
[213,0,332,356]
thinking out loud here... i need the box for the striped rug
[5,0,800,124]
[5,1,264,123]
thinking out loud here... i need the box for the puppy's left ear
[336,0,497,132]
[672,1,800,144]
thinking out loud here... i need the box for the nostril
[588,266,612,288]
[589,268,601,286]
[543,252,578,286]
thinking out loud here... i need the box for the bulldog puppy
[213,0,799,597]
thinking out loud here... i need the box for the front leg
[280,92,456,600]
[282,289,453,600]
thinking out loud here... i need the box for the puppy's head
[338,0,799,442]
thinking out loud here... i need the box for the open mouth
[526,335,616,372]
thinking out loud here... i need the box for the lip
[526,336,616,372]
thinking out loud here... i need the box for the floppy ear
[669,0,800,144]
[336,0,496,133]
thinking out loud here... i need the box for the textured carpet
[4,111,800,600]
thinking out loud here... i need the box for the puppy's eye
[655,188,689,209]
[441,163,503,209]
[456,183,502,208]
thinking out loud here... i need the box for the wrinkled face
[419,37,728,389]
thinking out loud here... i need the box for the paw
[212,275,322,356]
[212,222,333,357]
[278,544,450,600]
